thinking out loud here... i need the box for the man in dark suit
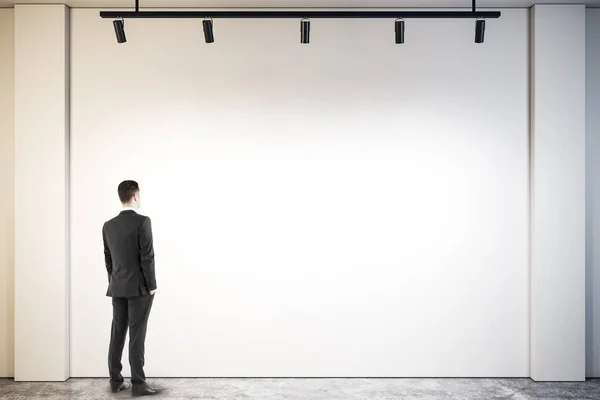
[103,180,159,397]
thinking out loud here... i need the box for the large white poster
[70,9,529,377]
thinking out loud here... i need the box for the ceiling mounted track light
[101,1,498,44]
[301,18,310,44]
[101,10,500,19]
[113,18,126,43]
[203,18,214,43]
[475,18,486,43]
[395,18,405,44]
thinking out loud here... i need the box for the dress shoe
[132,384,160,397]
[110,381,130,393]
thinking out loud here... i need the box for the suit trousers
[108,293,154,388]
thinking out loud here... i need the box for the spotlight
[301,17,310,44]
[203,18,214,43]
[113,18,126,43]
[475,18,485,43]
[395,18,405,44]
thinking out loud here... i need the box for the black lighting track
[99,11,501,19]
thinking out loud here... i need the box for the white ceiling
[0,0,599,8]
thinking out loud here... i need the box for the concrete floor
[1,378,600,399]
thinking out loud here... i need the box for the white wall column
[14,4,70,381]
[530,4,586,382]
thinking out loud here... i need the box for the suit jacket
[103,210,157,298]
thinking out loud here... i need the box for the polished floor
[1,378,600,399]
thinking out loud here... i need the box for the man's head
[118,180,141,209]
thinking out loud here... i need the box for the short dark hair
[118,180,139,203]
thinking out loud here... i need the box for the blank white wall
[14,4,70,381]
[530,4,586,382]
[70,8,530,377]
[0,8,15,379]
[586,8,600,379]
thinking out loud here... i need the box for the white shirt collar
[121,206,138,213]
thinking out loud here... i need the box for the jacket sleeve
[103,223,112,283]
[139,216,157,291]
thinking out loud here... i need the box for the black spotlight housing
[301,18,310,44]
[475,18,485,43]
[203,18,214,43]
[395,18,405,44]
[113,19,126,43]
